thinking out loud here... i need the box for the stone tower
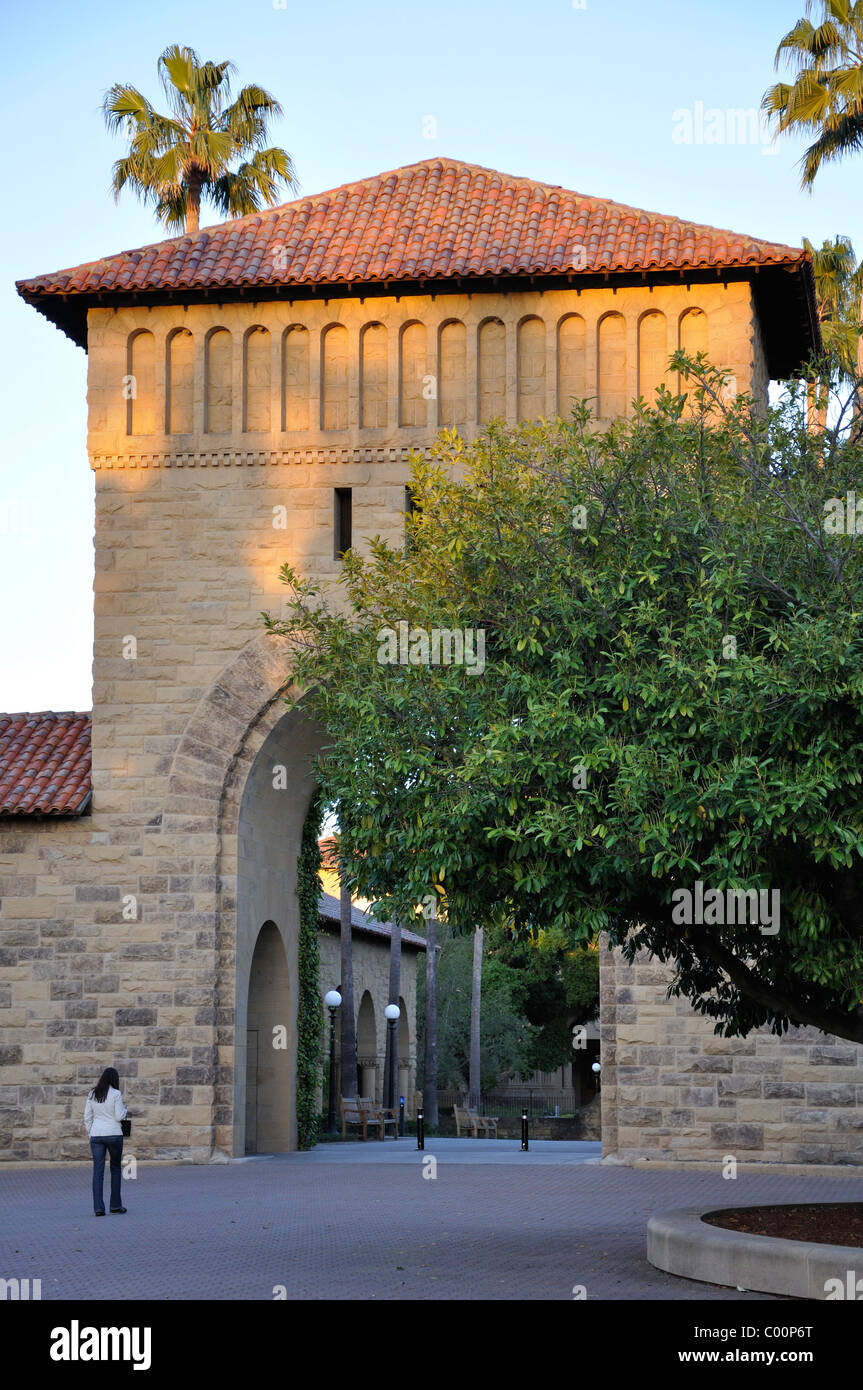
[4,157,839,1163]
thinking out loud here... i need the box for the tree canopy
[266,358,863,1045]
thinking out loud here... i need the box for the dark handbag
[120,1118,132,1137]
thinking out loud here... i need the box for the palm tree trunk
[339,875,357,1100]
[855,291,863,421]
[185,171,203,234]
[808,379,828,433]
[468,926,483,1110]
[423,902,438,1127]
[385,918,401,1108]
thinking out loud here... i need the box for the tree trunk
[185,170,203,234]
[423,901,438,1127]
[385,918,401,1109]
[855,294,863,423]
[339,875,358,1100]
[468,925,483,1110]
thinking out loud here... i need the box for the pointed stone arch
[157,632,324,1156]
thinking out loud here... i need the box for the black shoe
[110,1207,127,1214]
[95,1210,105,1217]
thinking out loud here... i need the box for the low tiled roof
[16,158,818,372]
[318,891,427,950]
[0,713,92,816]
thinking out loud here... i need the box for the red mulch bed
[703,1203,863,1248]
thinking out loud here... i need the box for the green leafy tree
[266,364,863,1045]
[486,925,599,1073]
[103,43,296,233]
[418,924,535,1091]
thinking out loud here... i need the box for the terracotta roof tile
[17,158,808,306]
[0,713,91,816]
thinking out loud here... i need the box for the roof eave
[18,260,817,370]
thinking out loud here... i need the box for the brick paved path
[1,1141,860,1300]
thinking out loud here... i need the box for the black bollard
[520,1108,529,1151]
[417,1108,425,1150]
[399,1096,405,1138]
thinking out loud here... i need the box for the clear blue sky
[2,0,860,711]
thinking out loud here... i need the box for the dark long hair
[91,1067,120,1104]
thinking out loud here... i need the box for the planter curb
[647,1206,863,1300]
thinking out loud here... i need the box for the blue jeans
[90,1135,123,1212]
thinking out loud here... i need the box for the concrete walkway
[240,1137,603,1165]
[1,1145,859,1300]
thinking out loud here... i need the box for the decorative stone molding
[89,446,419,470]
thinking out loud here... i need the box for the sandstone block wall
[600,942,863,1165]
[86,280,766,467]
[0,279,774,1161]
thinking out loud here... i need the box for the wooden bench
[454,1103,499,1138]
[340,1095,399,1140]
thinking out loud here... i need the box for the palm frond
[775,17,818,66]
[209,146,296,217]
[801,109,863,183]
[102,84,156,135]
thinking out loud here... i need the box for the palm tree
[468,925,483,1111]
[803,235,863,424]
[103,43,296,234]
[763,2,863,377]
[806,235,863,373]
[385,916,402,1110]
[423,897,439,1128]
[339,872,359,1101]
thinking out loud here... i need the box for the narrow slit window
[334,487,352,559]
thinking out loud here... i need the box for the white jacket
[84,1086,127,1137]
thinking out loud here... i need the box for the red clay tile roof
[0,713,92,816]
[17,158,809,305]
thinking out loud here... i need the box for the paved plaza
[2,1140,861,1301]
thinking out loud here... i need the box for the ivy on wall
[296,791,324,1149]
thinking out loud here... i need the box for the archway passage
[357,990,378,1101]
[232,697,324,1156]
[245,922,292,1153]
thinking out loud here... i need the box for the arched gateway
[155,632,324,1156]
[5,158,855,1167]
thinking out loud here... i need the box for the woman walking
[84,1067,128,1216]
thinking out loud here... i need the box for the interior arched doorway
[245,922,292,1153]
[357,990,378,1102]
